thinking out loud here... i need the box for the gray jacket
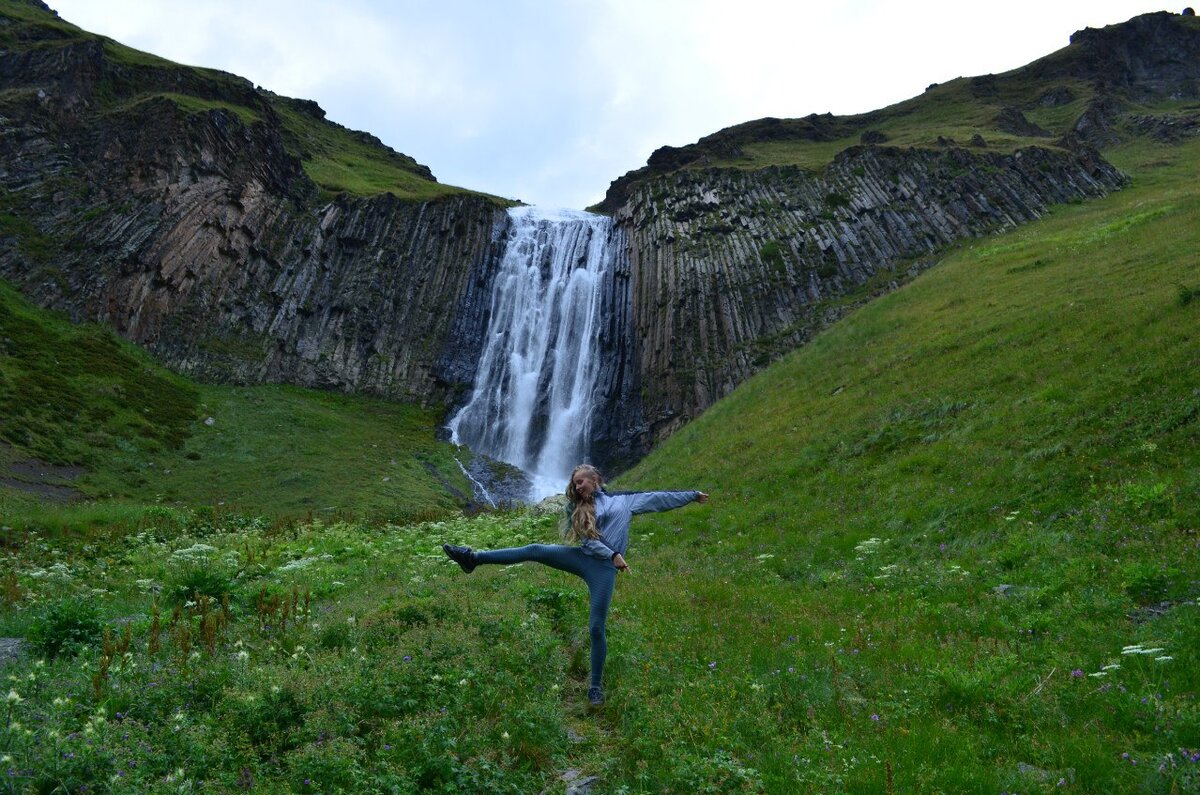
[569,490,701,561]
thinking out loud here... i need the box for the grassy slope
[602,133,1200,790]
[0,280,473,526]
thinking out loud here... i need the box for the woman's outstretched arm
[625,490,709,515]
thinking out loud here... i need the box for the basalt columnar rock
[613,145,1125,443]
[0,2,507,406]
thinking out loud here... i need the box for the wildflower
[1071,669,1084,677]
[1155,656,1174,662]
[402,655,412,662]
[501,731,510,740]
[708,661,717,670]
[1102,663,1121,671]
[870,714,880,721]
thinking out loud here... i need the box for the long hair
[563,464,603,543]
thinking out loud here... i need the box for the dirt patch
[0,441,85,503]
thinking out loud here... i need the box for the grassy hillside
[0,279,474,527]
[2,138,1196,792]
[608,133,1200,790]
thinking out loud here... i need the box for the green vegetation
[2,135,1197,790]
[116,92,264,126]
[268,100,480,202]
[0,279,198,468]
[0,281,473,523]
[2,2,1199,789]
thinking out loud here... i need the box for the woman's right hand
[612,552,630,572]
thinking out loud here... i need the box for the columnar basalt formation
[615,145,1126,443]
[0,7,507,404]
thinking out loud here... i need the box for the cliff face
[0,6,506,404]
[616,145,1126,443]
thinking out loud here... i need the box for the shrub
[28,597,103,657]
[758,241,786,272]
[166,543,238,604]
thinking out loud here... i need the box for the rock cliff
[0,2,507,405]
[615,145,1125,443]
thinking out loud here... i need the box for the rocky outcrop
[1035,11,1200,97]
[616,145,1126,443]
[0,6,507,405]
[595,114,872,214]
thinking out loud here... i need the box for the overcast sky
[51,0,1168,209]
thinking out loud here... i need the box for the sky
[51,0,1170,210]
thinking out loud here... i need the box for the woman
[442,464,708,706]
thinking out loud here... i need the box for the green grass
[3,137,1197,791]
[267,100,490,202]
[0,280,475,525]
[138,383,472,520]
[708,76,1101,174]
[110,92,264,126]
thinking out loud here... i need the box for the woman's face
[572,471,600,500]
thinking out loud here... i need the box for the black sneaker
[442,544,477,573]
[587,686,604,706]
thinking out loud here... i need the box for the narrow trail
[542,621,616,794]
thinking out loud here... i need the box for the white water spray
[448,207,618,500]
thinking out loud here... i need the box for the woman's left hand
[613,552,630,572]
[696,492,709,503]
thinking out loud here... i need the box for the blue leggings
[473,544,617,688]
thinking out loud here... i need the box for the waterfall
[448,206,619,500]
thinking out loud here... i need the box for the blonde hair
[563,464,603,543]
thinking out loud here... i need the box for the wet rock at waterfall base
[459,454,532,509]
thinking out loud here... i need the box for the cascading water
[448,207,619,500]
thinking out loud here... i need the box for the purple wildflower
[1071,669,1084,678]
[708,661,717,670]
[870,714,880,721]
